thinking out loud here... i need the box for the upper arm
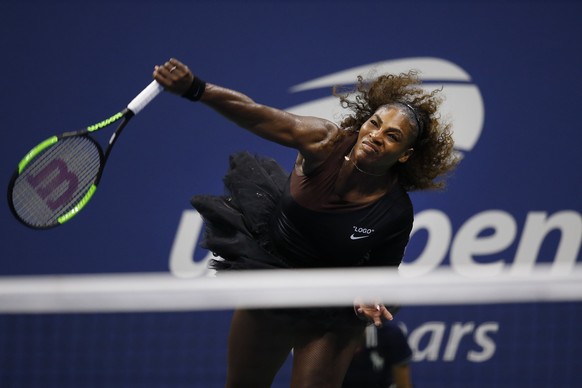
[250,108,341,164]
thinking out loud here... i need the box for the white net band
[1,263,581,314]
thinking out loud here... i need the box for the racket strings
[11,137,102,227]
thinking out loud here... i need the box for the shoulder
[298,126,355,175]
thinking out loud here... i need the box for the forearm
[391,364,412,388]
[153,58,337,157]
[200,83,302,147]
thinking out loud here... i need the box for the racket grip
[127,80,164,115]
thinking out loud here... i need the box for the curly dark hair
[333,70,459,191]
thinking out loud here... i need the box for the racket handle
[127,80,164,115]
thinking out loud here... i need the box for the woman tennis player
[154,58,458,388]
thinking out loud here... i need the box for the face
[352,105,416,174]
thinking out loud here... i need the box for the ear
[398,148,414,163]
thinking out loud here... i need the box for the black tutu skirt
[191,151,290,270]
[191,152,367,330]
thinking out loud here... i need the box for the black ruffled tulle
[191,151,290,270]
[191,151,367,330]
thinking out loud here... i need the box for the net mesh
[10,136,101,228]
[0,267,581,387]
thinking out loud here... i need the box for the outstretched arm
[153,58,339,164]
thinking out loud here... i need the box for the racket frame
[8,79,160,229]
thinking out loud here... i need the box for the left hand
[354,302,393,327]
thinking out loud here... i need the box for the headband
[399,102,424,144]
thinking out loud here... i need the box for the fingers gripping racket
[8,80,163,229]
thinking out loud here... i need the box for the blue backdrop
[1,0,581,387]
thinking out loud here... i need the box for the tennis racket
[8,80,164,229]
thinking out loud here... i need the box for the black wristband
[181,77,206,102]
